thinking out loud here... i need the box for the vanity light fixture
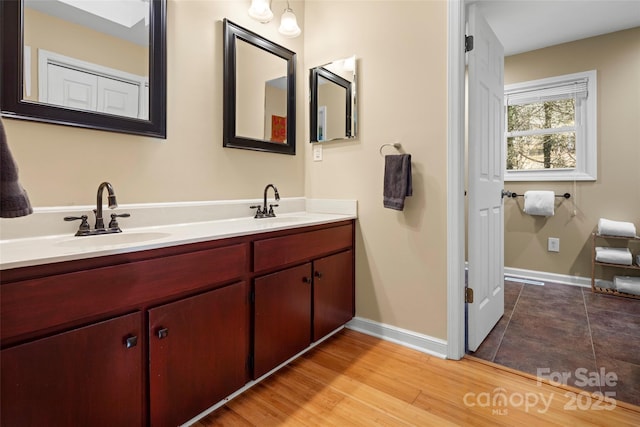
[248,0,273,23]
[278,1,301,38]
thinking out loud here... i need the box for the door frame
[446,0,467,360]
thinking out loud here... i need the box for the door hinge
[465,287,474,303]
[465,35,474,52]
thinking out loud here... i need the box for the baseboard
[346,317,448,359]
[504,267,591,288]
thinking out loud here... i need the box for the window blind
[506,78,588,106]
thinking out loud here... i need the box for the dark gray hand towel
[383,154,412,211]
[1,118,33,218]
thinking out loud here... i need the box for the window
[504,70,597,181]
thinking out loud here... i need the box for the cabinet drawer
[1,243,248,344]
[253,224,353,272]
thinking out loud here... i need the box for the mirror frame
[223,19,296,155]
[309,66,353,142]
[0,0,167,138]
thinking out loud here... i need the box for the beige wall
[504,27,640,279]
[4,0,306,206]
[304,1,449,339]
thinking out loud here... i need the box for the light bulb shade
[278,9,301,38]
[248,0,273,23]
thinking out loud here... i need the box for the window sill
[504,170,596,182]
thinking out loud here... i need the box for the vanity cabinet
[1,240,249,426]
[1,311,143,426]
[149,281,249,427]
[0,219,355,425]
[252,224,355,379]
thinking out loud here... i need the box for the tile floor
[470,280,640,406]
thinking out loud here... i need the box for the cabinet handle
[302,276,311,283]
[124,335,138,349]
[157,327,169,339]
[314,271,322,279]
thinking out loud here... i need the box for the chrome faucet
[95,181,118,230]
[250,184,280,218]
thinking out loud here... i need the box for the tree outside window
[507,98,576,171]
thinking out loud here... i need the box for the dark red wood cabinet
[149,281,249,427]
[1,312,143,427]
[313,250,354,341]
[254,263,313,378]
[252,225,355,379]
[0,220,355,425]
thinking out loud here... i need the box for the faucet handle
[267,204,279,217]
[64,215,91,236]
[108,213,130,231]
[250,205,264,218]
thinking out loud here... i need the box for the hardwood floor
[193,329,640,426]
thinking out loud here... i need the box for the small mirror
[0,0,166,138]
[223,19,296,155]
[310,56,357,142]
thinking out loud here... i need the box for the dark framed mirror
[223,19,296,155]
[310,56,357,143]
[0,0,166,138]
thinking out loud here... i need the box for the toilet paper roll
[523,191,555,216]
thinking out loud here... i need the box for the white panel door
[467,4,505,352]
[98,77,140,118]
[46,63,97,112]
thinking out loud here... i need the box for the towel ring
[379,143,401,156]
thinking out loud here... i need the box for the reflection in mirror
[0,0,166,138]
[235,39,288,142]
[310,56,357,142]
[24,0,149,119]
[223,19,296,155]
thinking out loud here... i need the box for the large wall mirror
[223,19,296,155]
[0,0,167,138]
[310,56,357,142]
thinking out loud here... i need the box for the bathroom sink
[55,232,171,248]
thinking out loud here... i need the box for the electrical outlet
[548,237,560,252]
[313,144,323,161]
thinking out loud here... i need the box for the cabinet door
[1,312,143,426]
[254,263,312,378]
[149,282,249,427]
[313,250,354,341]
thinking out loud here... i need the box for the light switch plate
[313,144,323,161]
[548,237,560,252]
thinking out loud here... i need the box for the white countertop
[0,198,357,271]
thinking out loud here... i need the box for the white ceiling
[25,0,149,46]
[473,0,640,55]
